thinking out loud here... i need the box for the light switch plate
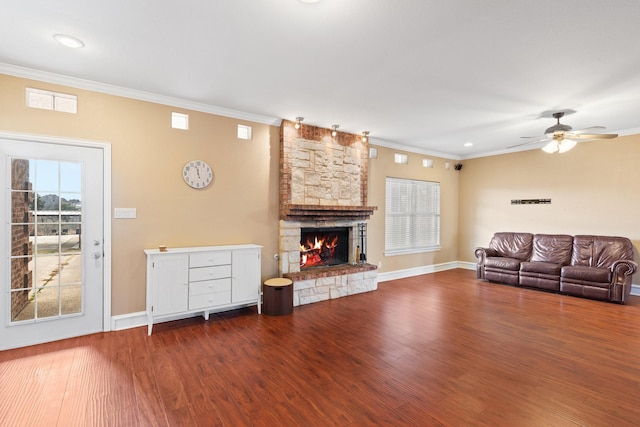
[114,208,137,219]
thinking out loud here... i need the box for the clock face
[183,160,213,189]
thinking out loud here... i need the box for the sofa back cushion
[489,232,533,260]
[530,234,573,265]
[571,235,634,268]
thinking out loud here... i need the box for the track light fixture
[362,131,369,142]
[331,125,339,137]
[294,117,304,129]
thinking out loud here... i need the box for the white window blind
[385,177,440,255]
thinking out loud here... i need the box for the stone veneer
[279,120,377,306]
[279,119,369,210]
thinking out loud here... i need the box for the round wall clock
[182,160,213,189]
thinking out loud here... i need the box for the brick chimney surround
[278,120,378,306]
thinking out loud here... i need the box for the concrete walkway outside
[13,235,82,321]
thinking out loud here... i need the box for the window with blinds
[385,177,440,255]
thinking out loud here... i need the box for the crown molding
[617,127,640,137]
[5,62,637,158]
[369,137,460,161]
[0,62,282,126]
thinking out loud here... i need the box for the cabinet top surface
[144,244,262,256]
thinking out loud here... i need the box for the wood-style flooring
[2,268,640,426]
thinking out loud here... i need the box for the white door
[0,137,104,350]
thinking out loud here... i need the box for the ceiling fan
[509,112,618,153]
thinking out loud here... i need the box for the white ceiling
[2,0,640,159]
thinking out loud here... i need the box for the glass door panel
[9,158,83,323]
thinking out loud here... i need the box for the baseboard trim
[378,261,460,282]
[379,262,639,297]
[111,304,259,331]
[457,261,476,271]
[111,311,207,331]
[111,311,148,331]
[112,264,640,327]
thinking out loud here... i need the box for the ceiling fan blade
[507,137,550,149]
[570,126,606,134]
[570,133,618,140]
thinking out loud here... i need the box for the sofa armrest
[610,259,638,284]
[475,247,498,279]
[609,260,637,303]
[475,247,498,261]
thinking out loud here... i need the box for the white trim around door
[0,131,111,342]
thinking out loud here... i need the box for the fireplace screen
[300,227,349,269]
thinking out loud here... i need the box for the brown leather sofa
[475,232,637,303]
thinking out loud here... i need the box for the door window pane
[9,158,83,322]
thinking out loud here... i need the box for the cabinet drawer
[189,278,231,296]
[190,251,231,268]
[189,291,231,310]
[189,265,231,282]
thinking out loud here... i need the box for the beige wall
[0,74,281,316]
[367,145,460,272]
[458,135,640,282]
[3,71,637,317]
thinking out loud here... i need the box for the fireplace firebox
[300,227,350,269]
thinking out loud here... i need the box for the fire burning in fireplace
[300,227,349,269]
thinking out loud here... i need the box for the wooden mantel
[281,204,377,221]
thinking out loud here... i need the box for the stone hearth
[285,263,377,306]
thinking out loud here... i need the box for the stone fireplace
[278,120,378,306]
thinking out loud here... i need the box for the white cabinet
[145,244,262,335]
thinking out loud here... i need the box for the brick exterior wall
[10,159,33,319]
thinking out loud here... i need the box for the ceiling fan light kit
[542,138,576,154]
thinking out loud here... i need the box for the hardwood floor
[2,268,640,426]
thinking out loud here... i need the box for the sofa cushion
[530,234,573,264]
[561,265,610,284]
[571,235,634,269]
[520,261,562,275]
[489,232,533,261]
[485,256,521,271]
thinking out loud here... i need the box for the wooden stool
[262,278,293,316]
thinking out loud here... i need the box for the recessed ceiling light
[53,34,85,49]
[464,142,473,147]
[300,0,321,3]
